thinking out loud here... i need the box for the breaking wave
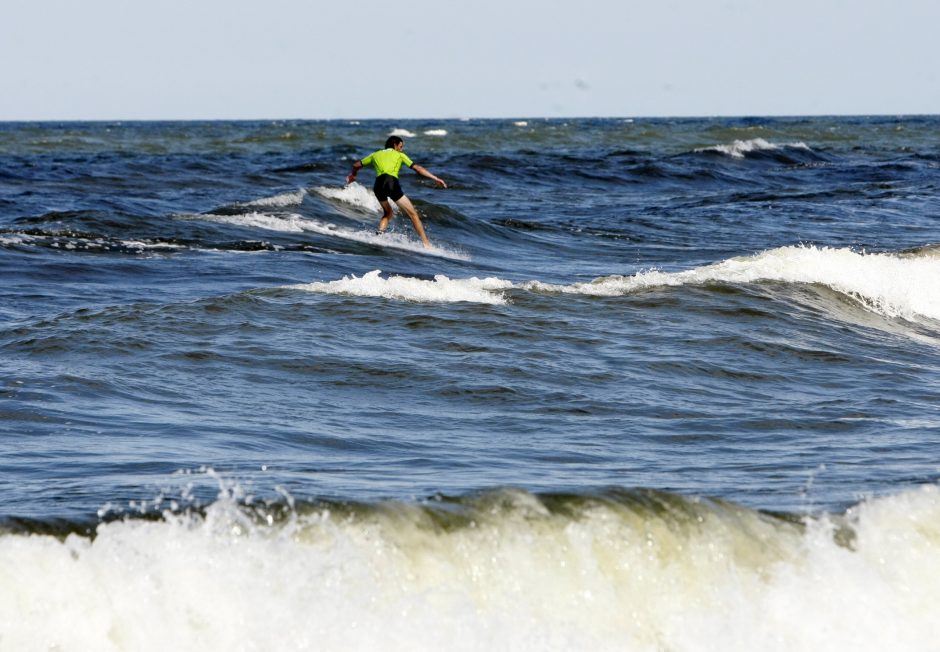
[694,138,814,159]
[292,246,940,323]
[2,483,939,651]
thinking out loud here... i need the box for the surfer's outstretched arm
[346,160,363,185]
[411,164,447,189]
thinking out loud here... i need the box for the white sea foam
[2,485,939,651]
[0,233,32,246]
[295,226,469,260]
[191,213,469,260]
[288,246,940,317]
[513,120,529,127]
[292,270,508,304]
[528,245,940,322]
[389,128,417,138]
[423,129,448,137]
[313,182,386,213]
[696,137,813,158]
[119,240,187,251]
[2,232,185,253]
[195,212,307,233]
[237,189,307,208]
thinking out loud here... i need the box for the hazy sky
[2,0,938,120]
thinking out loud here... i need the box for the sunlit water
[2,117,939,650]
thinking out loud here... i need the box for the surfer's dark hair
[385,136,404,149]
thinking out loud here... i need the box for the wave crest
[533,245,940,322]
[3,484,940,651]
[313,182,385,212]
[287,246,940,320]
[292,270,508,304]
[236,189,307,208]
[695,137,814,159]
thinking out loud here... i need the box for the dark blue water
[2,116,940,521]
[4,117,940,650]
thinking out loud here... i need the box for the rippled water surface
[3,117,940,517]
[2,117,940,650]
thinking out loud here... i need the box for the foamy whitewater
[4,482,940,652]
[295,246,940,323]
[293,270,511,304]
[3,116,940,650]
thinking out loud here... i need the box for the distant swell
[693,138,821,162]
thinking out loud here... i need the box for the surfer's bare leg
[394,194,432,249]
[377,200,394,233]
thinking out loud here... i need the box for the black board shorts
[373,174,405,202]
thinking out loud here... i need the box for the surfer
[346,136,446,249]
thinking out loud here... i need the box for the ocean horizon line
[2,112,938,125]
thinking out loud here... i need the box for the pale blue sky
[2,0,938,120]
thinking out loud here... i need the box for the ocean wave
[291,270,506,303]
[2,484,939,651]
[194,212,308,233]
[694,137,814,159]
[901,243,940,259]
[0,222,335,257]
[528,245,940,322]
[314,183,479,238]
[313,182,386,213]
[0,233,33,247]
[0,229,189,255]
[236,189,307,208]
[291,246,940,321]
[191,213,469,260]
[389,128,417,138]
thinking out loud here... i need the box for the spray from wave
[2,482,939,651]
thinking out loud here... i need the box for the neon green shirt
[360,148,414,178]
